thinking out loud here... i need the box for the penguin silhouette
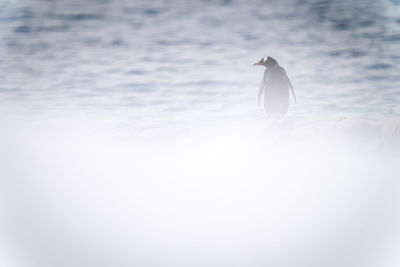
[253,57,296,116]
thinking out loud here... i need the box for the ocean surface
[1,0,400,125]
[1,1,400,267]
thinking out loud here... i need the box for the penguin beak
[253,62,261,66]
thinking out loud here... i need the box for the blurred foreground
[1,116,399,267]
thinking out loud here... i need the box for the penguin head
[253,56,278,67]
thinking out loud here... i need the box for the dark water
[1,0,400,127]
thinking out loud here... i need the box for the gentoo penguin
[253,56,296,116]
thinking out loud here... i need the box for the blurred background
[1,1,400,267]
[1,0,400,126]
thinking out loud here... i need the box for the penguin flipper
[281,67,296,103]
[288,79,296,103]
[258,71,267,106]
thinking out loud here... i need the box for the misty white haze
[1,0,400,267]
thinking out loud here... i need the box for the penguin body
[253,57,296,116]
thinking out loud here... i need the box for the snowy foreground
[1,116,399,267]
